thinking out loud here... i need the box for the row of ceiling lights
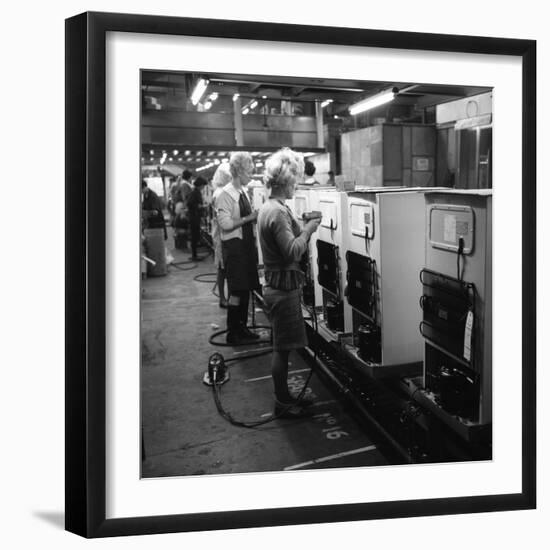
[191,78,398,116]
[143,149,273,157]
[143,150,317,157]
[142,150,317,169]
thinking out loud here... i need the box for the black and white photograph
[139,69,494,478]
[59,8,538,541]
[2,0,545,546]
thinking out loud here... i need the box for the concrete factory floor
[141,240,391,478]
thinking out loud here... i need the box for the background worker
[326,170,336,186]
[216,152,260,344]
[258,147,321,418]
[187,175,208,261]
[303,159,320,186]
[141,179,167,239]
[170,170,194,250]
[178,169,194,208]
[211,163,233,308]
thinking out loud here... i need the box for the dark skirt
[222,237,260,292]
[263,286,307,351]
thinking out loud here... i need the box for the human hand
[247,210,259,223]
[304,218,321,235]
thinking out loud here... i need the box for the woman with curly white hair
[258,147,321,418]
[216,152,260,344]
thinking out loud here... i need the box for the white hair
[229,151,254,179]
[212,163,232,188]
[264,147,304,190]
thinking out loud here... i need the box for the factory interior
[140,69,493,477]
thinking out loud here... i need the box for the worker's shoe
[219,299,229,309]
[291,394,314,408]
[274,399,308,419]
[241,326,260,340]
[225,331,243,345]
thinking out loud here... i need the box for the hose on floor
[192,272,223,298]
[208,326,273,347]
[170,261,198,271]
[208,291,272,347]
[193,272,217,283]
[207,292,319,428]
[208,352,314,428]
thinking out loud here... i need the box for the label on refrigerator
[463,310,474,361]
[320,200,338,229]
[413,157,430,171]
[444,214,457,243]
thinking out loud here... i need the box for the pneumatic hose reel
[203,352,230,386]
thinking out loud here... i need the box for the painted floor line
[284,445,378,471]
[245,368,310,383]
[259,399,338,418]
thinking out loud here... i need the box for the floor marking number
[314,412,349,439]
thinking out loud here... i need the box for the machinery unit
[285,185,323,307]
[342,188,433,377]
[340,124,437,188]
[436,92,493,190]
[418,189,492,435]
[310,188,352,339]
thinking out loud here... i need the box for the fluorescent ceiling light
[209,92,219,101]
[233,93,240,101]
[349,88,397,116]
[250,100,258,109]
[242,107,250,115]
[321,99,333,108]
[191,78,209,105]
[262,95,267,99]
[173,149,179,155]
[204,100,212,110]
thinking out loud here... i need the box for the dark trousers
[227,290,250,335]
[190,218,201,257]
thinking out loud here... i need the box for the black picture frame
[65,11,536,538]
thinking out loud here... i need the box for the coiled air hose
[207,292,318,428]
